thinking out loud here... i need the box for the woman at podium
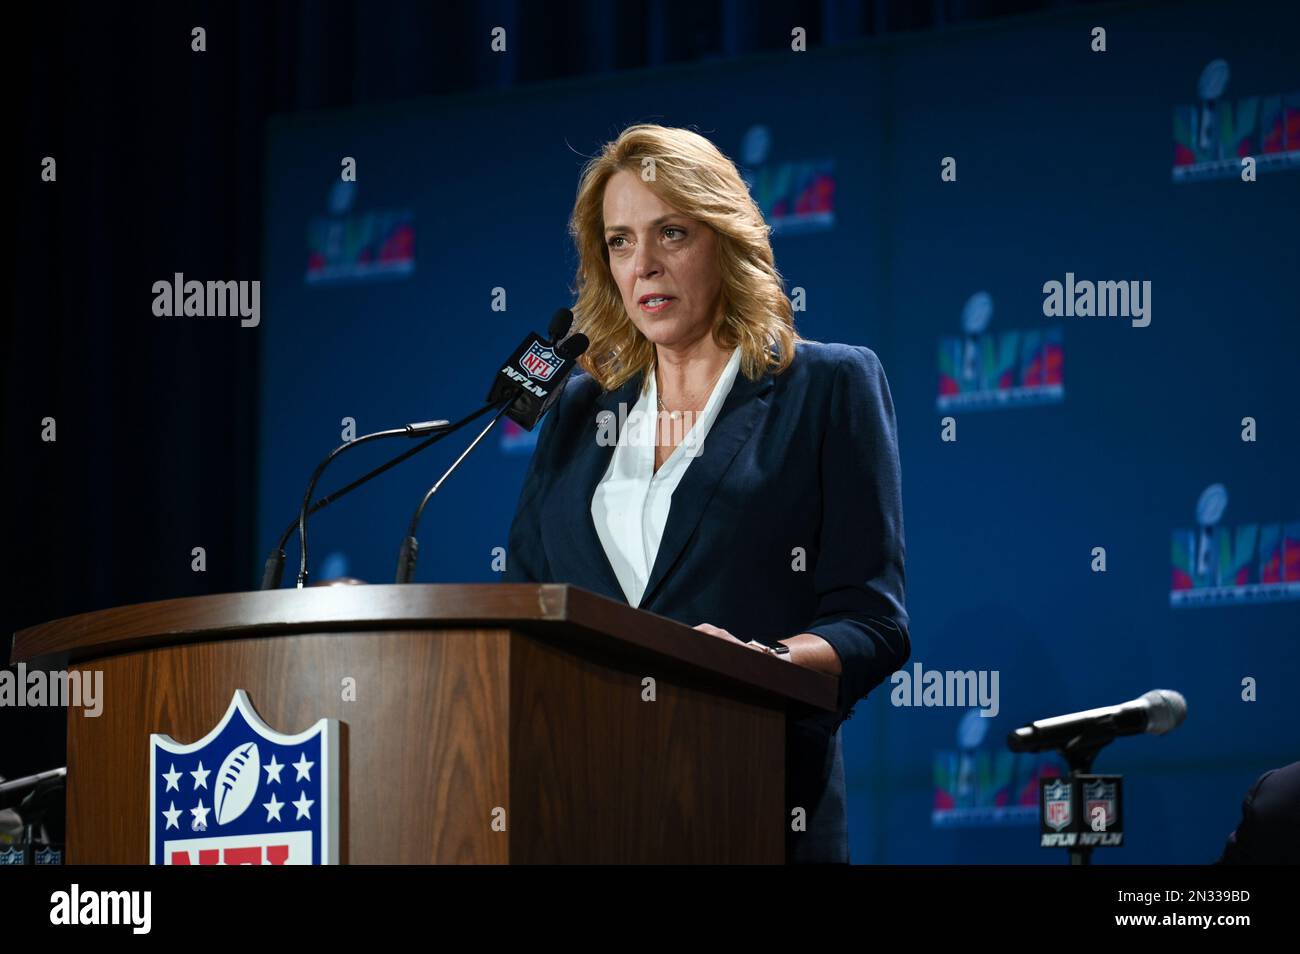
[504,123,909,864]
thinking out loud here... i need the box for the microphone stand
[259,401,501,590]
[1059,735,1111,866]
[394,399,513,584]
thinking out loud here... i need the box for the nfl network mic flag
[487,333,577,430]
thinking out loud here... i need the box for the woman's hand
[693,625,843,675]
[693,623,791,660]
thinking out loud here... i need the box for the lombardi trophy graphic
[1197,59,1230,159]
[1195,483,1229,585]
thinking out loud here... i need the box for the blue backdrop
[258,0,1298,863]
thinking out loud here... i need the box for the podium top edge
[9,583,836,711]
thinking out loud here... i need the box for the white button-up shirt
[591,346,743,608]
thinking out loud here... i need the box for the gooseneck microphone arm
[259,405,502,590]
[394,399,513,584]
[292,427,418,588]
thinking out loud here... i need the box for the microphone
[260,410,507,589]
[547,307,573,343]
[262,420,453,590]
[258,411,503,590]
[487,308,589,430]
[0,767,66,811]
[1007,689,1187,753]
[395,318,589,583]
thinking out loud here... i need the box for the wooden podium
[10,583,837,864]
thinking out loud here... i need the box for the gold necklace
[656,356,727,421]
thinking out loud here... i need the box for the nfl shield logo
[1044,779,1073,832]
[520,341,562,381]
[1084,778,1118,831]
[149,691,338,865]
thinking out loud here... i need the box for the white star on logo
[162,763,182,792]
[190,798,210,828]
[263,754,284,785]
[293,790,314,820]
[162,801,181,830]
[190,761,211,789]
[263,793,284,823]
[293,753,314,782]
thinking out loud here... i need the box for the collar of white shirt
[591,346,743,607]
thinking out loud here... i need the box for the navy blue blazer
[1216,760,1300,864]
[502,339,910,863]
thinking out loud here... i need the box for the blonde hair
[567,124,801,392]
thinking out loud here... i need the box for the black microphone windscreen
[548,308,574,343]
[558,333,589,359]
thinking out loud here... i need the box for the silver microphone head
[1142,689,1187,735]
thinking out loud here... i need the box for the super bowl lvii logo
[150,691,339,865]
[1172,58,1300,183]
[305,178,415,284]
[737,124,837,237]
[1170,483,1300,607]
[932,709,1062,828]
[937,292,1063,412]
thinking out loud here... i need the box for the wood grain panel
[508,633,784,863]
[67,629,509,864]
